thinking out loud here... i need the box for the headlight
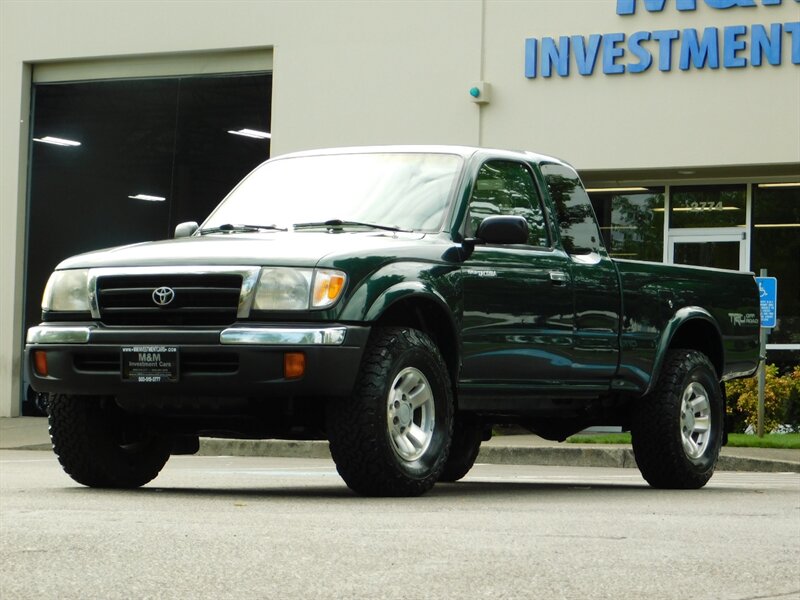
[253,267,347,310]
[42,269,91,312]
[253,268,313,310]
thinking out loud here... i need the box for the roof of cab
[271,145,573,169]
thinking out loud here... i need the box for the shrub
[726,365,800,433]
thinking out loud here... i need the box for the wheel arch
[367,286,460,391]
[646,307,724,395]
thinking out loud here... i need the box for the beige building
[1,0,798,416]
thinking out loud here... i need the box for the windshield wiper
[293,219,410,233]
[200,223,287,235]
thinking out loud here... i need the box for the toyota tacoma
[26,146,761,496]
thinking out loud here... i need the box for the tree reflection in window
[467,161,549,247]
[589,189,664,262]
[540,163,603,256]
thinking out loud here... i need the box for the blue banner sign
[524,0,800,78]
[755,276,778,328]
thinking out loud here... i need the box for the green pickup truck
[26,146,760,496]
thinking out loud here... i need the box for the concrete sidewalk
[2,417,799,473]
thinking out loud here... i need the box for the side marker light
[284,352,306,379]
[33,351,48,377]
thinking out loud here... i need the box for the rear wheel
[631,349,723,489]
[48,394,170,488]
[327,327,453,496]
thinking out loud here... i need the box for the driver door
[459,160,574,400]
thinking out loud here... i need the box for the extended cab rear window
[540,163,604,256]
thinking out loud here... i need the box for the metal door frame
[667,228,748,271]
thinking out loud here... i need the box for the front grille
[74,352,239,374]
[182,353,239,374]
[74,353,119,373]
[96,274,242,326]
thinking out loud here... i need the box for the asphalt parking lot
[2,450,798,600]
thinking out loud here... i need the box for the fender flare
[363,281,457,328]
[644,306,724,396]
[358,281,462,382]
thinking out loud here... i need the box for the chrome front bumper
[27,325,348,346]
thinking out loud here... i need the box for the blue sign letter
[572,34,603,75]
[751,23,782,65]
[542,36,570,77]
[786,22,800,64]
[680,27,720,69]
[618,0,698,15]
[525,38,538,78]
[628,31,654,72]
[704,0,756,8]
[723,25,748,67]
[652,29,680,70]
[603,33,627,74]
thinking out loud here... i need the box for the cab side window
[467,161,549,247]
[540,162,603,256]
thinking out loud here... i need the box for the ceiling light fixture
[653,206,740,212]
[227,128,271,139]
[585,187,650,193]
[33,136,81,147]
[672,206,740,212]
[757,183,800,188]
[128,194,166,202]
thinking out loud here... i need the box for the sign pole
[757,268,768,438]
[757,323,767,438]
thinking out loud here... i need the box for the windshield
[202,152,463,233]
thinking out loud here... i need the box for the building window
[752,183,800,345]
[670,185,746,229]
[588,187,664,262]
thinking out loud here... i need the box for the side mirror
[475,215,528,245]
[174,221,199,239]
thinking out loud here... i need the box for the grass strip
[566,432,800,449]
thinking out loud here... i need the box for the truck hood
[56,231,440,270]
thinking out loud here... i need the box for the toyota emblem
[152,286,175,306]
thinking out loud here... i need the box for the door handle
[549,271,569,284]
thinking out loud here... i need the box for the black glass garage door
[23,73,272,411]
[25,73,271,321]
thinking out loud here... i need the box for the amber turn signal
[311,270,347,308]
[33,351,48,377]
[284,352,306,379]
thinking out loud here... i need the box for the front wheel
[631,349,723,489]
[326,327,453,497]
[438,413,484,482]
[48,394,171,488]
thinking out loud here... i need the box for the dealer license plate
[121,346,179,383]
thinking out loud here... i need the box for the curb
[9,438,799,473]
[7,444,53,452]
[198,439,332,460]
[476,445,639,469]
[196,439,800,473]
[716,455,800,473]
